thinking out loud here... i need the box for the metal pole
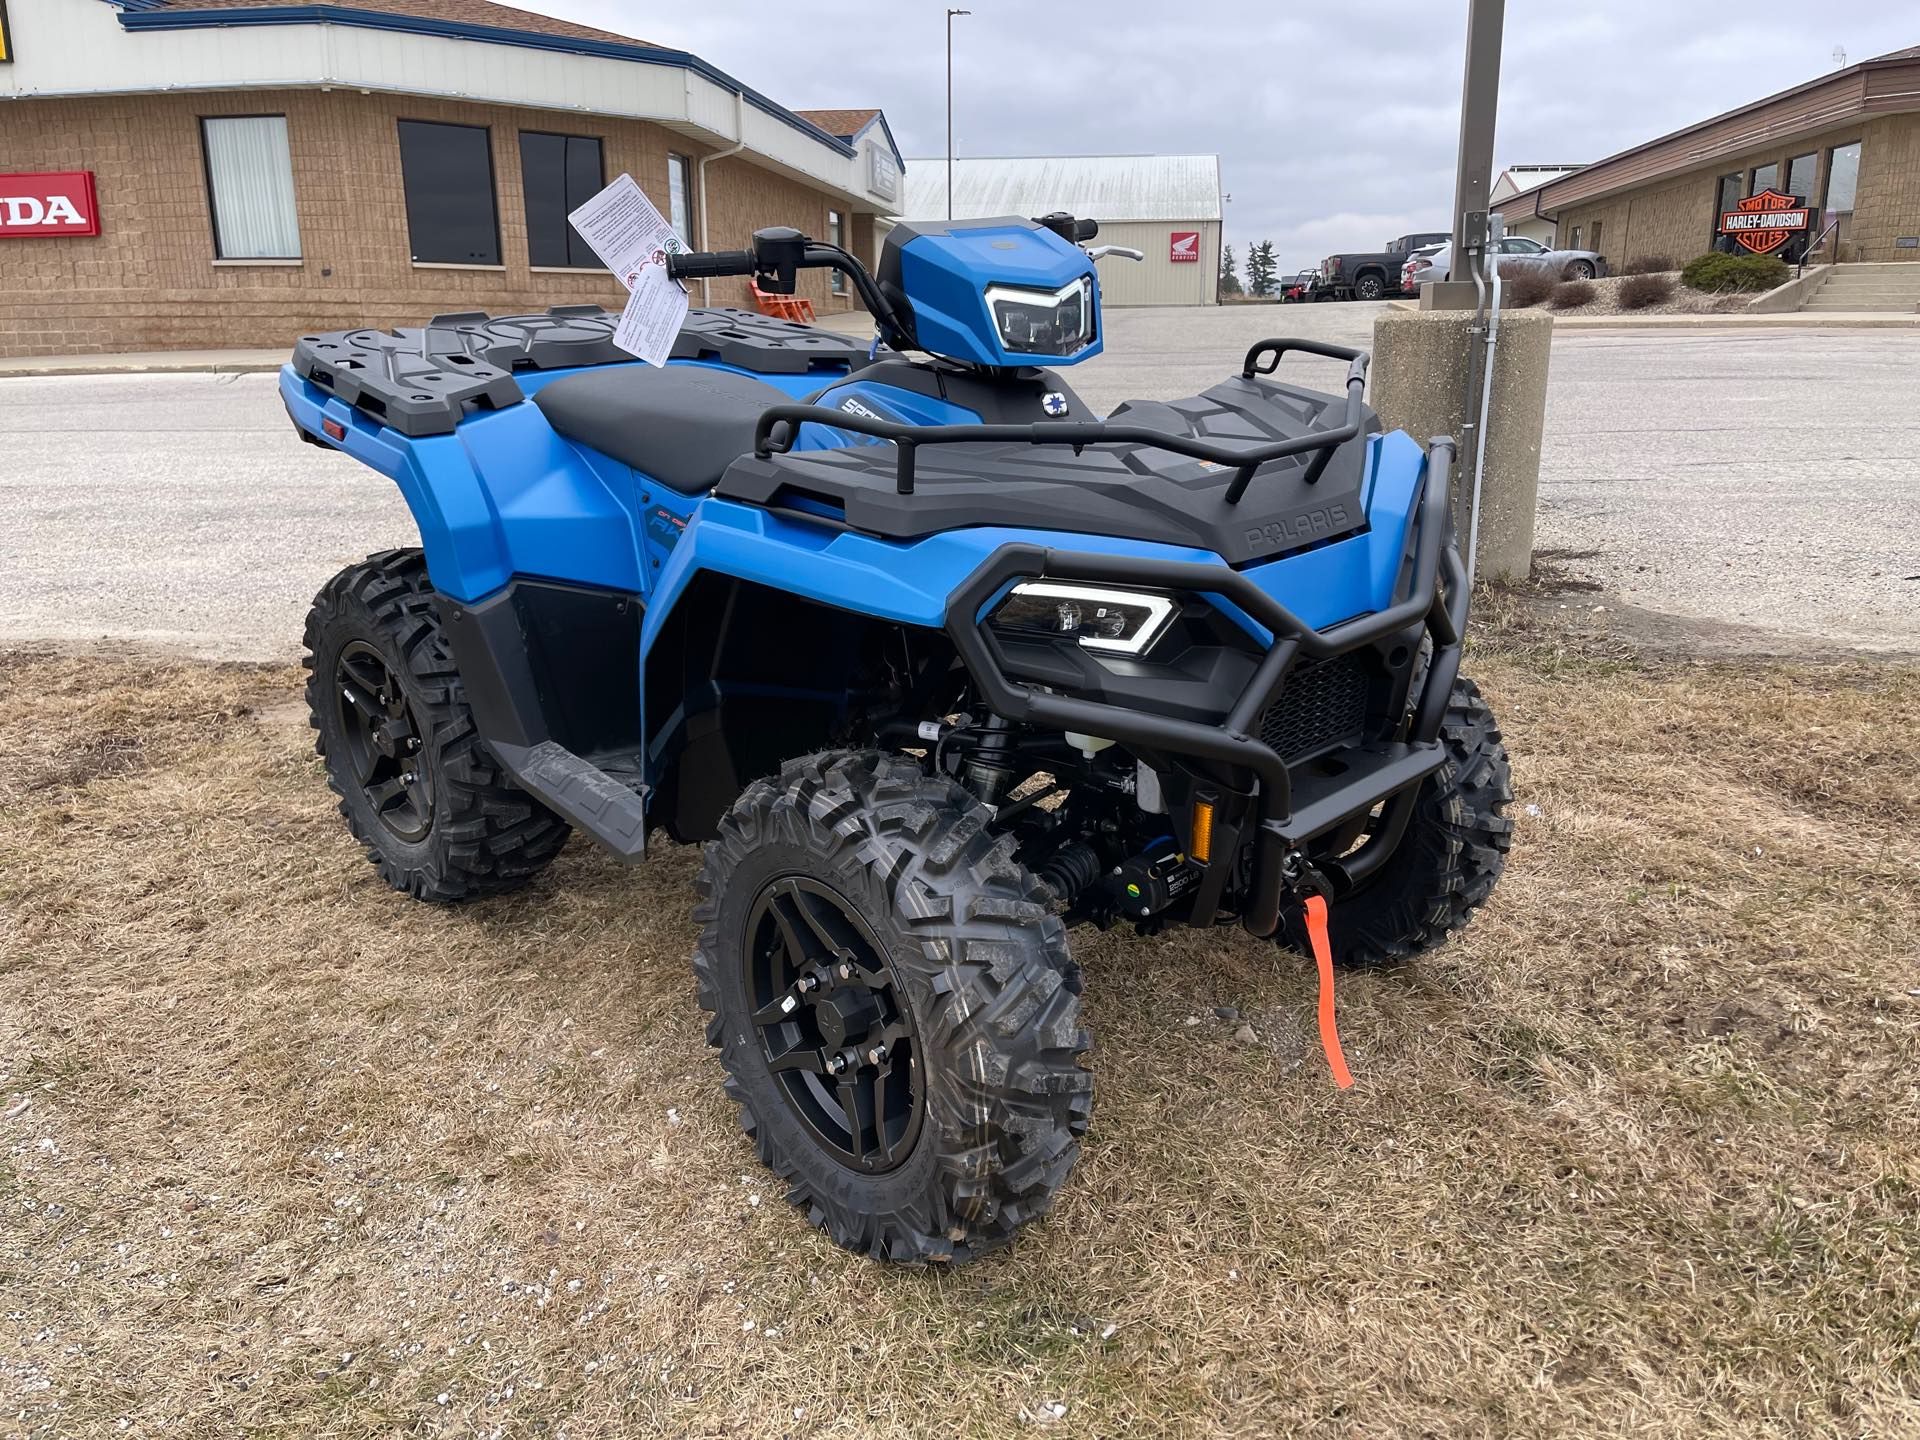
[1450,0,1503,260]
[946,10,970,220]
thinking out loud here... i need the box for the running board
[490,740,648,862]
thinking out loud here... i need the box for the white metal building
[904,155,1223,306]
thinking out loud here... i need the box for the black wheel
[1352,272,1386,301]
[693,751,1091,1264]
[1308,676,1513,967]
[1566,259,1596,280]
[303,549,570,902]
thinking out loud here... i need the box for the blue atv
[281,212,1512,1264]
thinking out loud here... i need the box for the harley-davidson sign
[0,172,101,237]
[1717,189,1811,255]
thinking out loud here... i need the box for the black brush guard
[940,438,1468,940]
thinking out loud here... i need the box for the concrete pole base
[1369,306,1552,583]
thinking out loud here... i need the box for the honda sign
[1168,230,1200,263]
[0,172,101,238]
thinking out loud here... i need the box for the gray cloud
[535,0,1912,271]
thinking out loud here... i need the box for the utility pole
[947,8,970,219]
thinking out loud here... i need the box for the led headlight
[984,277,1095,356]
[988,582,1174,655]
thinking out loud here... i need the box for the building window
[1786,152,1817,202]
[520,131,604,268]
[1749,161,1779,195]
[827,209,846,293]
[1589,220,1603,254]
[1569,224,1582,248]
[1714,171,1743,244]
[1822,141,1860,221]
[200,115,301,260]
[667,154,692,246]
[397,119,500,266]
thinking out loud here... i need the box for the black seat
[533,364,789,495]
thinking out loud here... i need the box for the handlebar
[664,249,757,280]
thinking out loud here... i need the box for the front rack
[750,337,1371,503]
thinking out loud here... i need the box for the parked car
[1317,232,1450,301]
[1399,243,1446,295]
[1405,235,1608,290]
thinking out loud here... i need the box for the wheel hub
[332,640,433,844]
[742,876,924,1173]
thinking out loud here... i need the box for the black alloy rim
[332,640,433,843]
[743,876,925,1173]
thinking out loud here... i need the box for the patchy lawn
[1,612,1916,1438]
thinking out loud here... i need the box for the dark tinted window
[397,120,499,265]
[521,131,605,267]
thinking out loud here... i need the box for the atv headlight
[984,277,1094,356]
[988,582,1173,655]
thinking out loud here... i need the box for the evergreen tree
[1218,242,1243,297]
[1246,241,1278,298]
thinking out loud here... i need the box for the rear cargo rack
[751,337,1370,501]
[290,305,871,437]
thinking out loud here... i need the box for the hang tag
[566,174,689,366]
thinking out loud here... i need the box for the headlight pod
[987,582,1174,655]
[985,277,1094,356]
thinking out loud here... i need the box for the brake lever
[1086,245,1145,262]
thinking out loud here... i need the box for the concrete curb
[0,355,285,379]
[1388,297,1919,331]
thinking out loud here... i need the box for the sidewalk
[0,348,287,378]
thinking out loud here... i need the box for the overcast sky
[527,0,1912,271]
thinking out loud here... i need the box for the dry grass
[2,618,1918,1438]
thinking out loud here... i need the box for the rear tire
[693,751,1091,1264]
[1310,676,1513,967]
[304,549,570,902]
[1353,272,1386,301]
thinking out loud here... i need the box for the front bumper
[945,439,1468,939]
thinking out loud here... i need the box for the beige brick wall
[0,90,862,357]
[1555,113,1920,265]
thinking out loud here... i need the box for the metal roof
[902,155,1221,224]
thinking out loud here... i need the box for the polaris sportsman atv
[282,212,1512,1264]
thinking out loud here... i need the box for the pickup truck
[1316,232,1450,301]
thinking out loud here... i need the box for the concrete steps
[1800,262,1920,311]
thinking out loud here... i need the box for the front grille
[1257,653,1372,762]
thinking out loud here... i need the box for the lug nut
[838,963,854,980]
[779,995,798,1015]
[866,1044,888,1065]
[826,1053,849,1075]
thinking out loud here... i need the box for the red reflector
[322,418,347,441]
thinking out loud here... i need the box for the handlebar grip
[665,250,757,280]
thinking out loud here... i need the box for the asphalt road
[1,312,1914,659]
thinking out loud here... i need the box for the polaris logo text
[0,172,102,238]
[1245,505,1351,551]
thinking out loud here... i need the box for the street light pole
[947,8,970,220]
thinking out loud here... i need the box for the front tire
[304,549,570,902]
[1353,272,1386,301]
[693,751,1091,1264]
[1314,676,1513,967]
[1566,259,1596,280]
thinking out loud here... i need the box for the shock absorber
[961,714,1016,807]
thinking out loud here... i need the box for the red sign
[1169,230,1200,263]
[0,172,101,238]
[1717,189,1810,256]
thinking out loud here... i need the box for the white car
[1404,235,1608,290]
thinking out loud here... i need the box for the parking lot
[1,309,1916,657]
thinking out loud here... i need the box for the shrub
[1618,272,1676,310]
[1680,251,1789,293]
[1550,279,1596,310]
[1618,254,1676,275]
[1499,263,1555,307]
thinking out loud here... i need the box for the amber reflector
[1190,800,1215,864]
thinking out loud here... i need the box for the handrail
[1799,217,1842,276]
[750,337,1371,503]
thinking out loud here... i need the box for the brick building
[1511,45,1920,268]
[0,0,904,357]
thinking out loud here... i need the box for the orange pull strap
[1303,894,1354,1090]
